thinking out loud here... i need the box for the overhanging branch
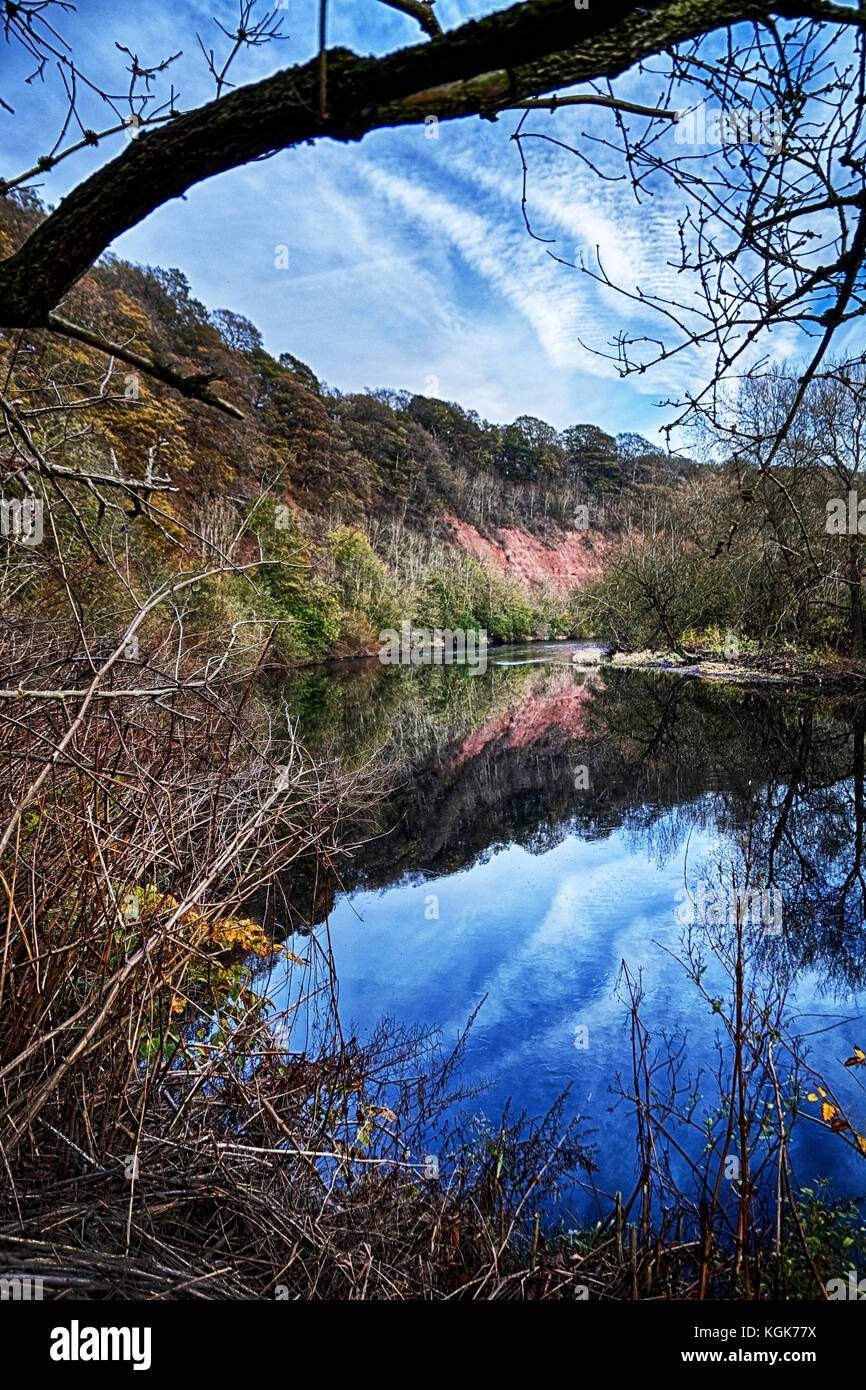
[0,0,860,328]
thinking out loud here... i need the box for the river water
[267,641,866,1220]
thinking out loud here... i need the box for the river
[265,640,866,1222]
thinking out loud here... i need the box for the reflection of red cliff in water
[449,671,596,769]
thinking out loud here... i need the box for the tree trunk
[848,535,865,660]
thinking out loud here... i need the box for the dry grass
[0,633,595,1299]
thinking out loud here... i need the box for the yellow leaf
[821,1101,839,1123]
[844,1046,866,1067]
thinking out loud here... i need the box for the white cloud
[363,162,616,375]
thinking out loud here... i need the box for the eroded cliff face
[443,513,607,591]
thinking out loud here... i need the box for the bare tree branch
[46,312,244,418]
[506,94,677,118]
[378,0,442,39]
[0,387,176,493]
[2,0,855,328]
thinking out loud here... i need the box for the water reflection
[268,643,866,1215]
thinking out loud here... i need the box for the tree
[1,2,862,347]
[407,396,499,475]
[4,0,866,655]
[212,308,264,355]
[712,365,866,658]
[562,423,620,493]
[497,414,563,480]
[332,389,441,504]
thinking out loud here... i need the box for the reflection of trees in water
[277,657,538,767]
[279,658,866,992]
[754,709,866,993]
[585,675,866,992]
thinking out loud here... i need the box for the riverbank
[309,638,866,695]
[605,649,866,690]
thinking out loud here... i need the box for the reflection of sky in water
[272,811,866,1217]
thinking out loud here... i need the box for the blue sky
[0,0,810,439]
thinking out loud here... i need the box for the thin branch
[506,94,677,120]
[46,313,244,419]
[0,387,176,493]
[377,0,441,39]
